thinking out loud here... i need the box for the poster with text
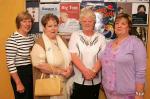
[104,0,126,2]
[40,0,60,2]
[59,2,80,34]
[81,1,117,40]
[127,0,149,2]
[39,3,60,32]
[60,0,82,2]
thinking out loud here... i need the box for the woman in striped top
[5,11,34,99]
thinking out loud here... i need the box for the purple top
[99,36,146,94]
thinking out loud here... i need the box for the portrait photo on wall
[132,26,148,46]
[117,2,132,15]
[132,3,149,25]
[26,1,39,33]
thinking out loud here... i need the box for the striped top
[5,32,35,73]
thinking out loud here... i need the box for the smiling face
[80,16,95,31]
[80,8,96,35]
[114,13,132,37]
[43,19,58,39]
[16,12,33,35]
[115,17,130,37]
[19,19,32,34]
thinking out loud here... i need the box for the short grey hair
[79,8,96,22]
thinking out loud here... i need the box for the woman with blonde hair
[69,8,106,99]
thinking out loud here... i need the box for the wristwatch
[135,91,144,96]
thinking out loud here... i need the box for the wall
[144,8,150,99]
[0,0,25,99]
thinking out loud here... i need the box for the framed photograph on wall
[39,3,60,32]
[132,26,148,47]
[132,3,149,25]
[117,2,132,15]
[26,1,39,33]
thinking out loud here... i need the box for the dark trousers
[11,64,33,99]
[71,82,100,99]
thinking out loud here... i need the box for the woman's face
[136,27,141,33]
[115,18,129,37]
[80,16,95,31]
[43,19,58,39]
[60,12,68,22]
[138,7,145,13]
[19,19,32,34]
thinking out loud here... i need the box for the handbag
[34,73,62,96]
[34,36,65,96]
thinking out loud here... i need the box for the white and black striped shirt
[5,32,35,73]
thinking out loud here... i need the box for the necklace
[112,36,129,51]
[114,36,129,46]
[51,39,58,47]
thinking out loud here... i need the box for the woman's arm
[31,42,70,76]
[91,60,102,76]
[71,53,95,80]
[5,37,25,93]
[36,63,66,75]
[10,73,25,93]
[61,64,73,78]
[133,38,147,99]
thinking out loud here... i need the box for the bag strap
[40,66,55,79]
[35,36,55,79]
[35,36,45,50]
[40,73,44,79]
[82,78,94,85]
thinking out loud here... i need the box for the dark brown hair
[137,5,146,12]
[114,13,132,35]
[41,13,59,27]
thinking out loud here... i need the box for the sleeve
[5,38,18,73]
[98,35,106,58]
[68,32,78,53]
[133,38,147,84]
[30,44,46,67]
[100,35,106,53]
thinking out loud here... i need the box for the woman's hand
[16,82,25,93]
[60,66,72,78]
[135,95,144,99]
[10,72,25,93]
[37,63,51,74]
[37,63,73,78]
[82,68,96,80]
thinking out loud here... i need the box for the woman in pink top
[99,13,146,99]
